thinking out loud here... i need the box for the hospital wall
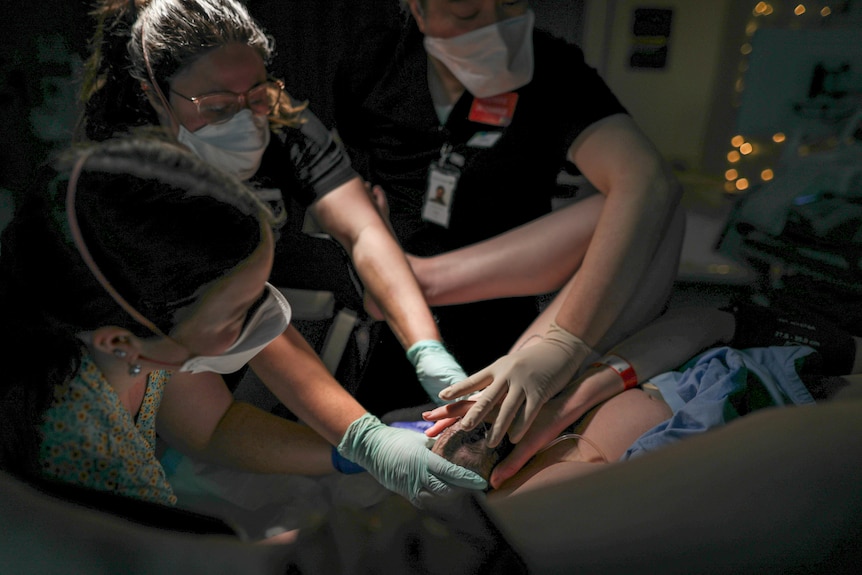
[580,0,862,179]
[581,0,739,175]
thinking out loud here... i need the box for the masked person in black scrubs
[333,0,686,444]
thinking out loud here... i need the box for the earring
[128,363,142,376]
[113,349,128,359]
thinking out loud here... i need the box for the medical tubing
[538,433,610,464]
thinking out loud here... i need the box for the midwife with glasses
[67,0,487,506]
[78,0,469,410]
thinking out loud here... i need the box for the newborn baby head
[431,421,514,484]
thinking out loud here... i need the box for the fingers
[422,400,474,421]
[438,370,492,401]
[489,405,572,489]
[426,453,488,490]
[423,416,460,438]
[489,432,548,489]
[459,380,508,430]
[486,386,527,447]
[506,396,543,445]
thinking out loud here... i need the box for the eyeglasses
[170,79,284,125]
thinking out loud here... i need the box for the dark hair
[0,136,276,479]
[77,0,306,142]
[432,422,514,486]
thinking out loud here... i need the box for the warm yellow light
[739,142,754,155]
[727,150,741,163]
[754,1,769,14]
[740,43,753,55]
[764,4,774,14]
[821,6,832,16]
[735,77,745,93]
[731,135,745,147]
[795,4,806,15]
[746,21,758,36]
[761,169,774,181]
[772,132,786,143]
[726,169,739,180]
[736,178,750,191]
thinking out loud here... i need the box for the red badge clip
[468,92,519,127]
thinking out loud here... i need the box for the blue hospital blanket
[622,346,817,460]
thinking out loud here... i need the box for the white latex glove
[438,322,592,447]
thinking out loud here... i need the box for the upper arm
[310,176,388,248]
[567,114,675,199]
[156,371,235,455]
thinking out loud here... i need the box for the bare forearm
[547,366,627,435]
[157,366,337,475]
[349,224,441,346]
[312,178,440,348]
[412,196,603,306]
[196,401,334,475]
[249,326,367,445]
[604,306,736,383]
[554,166,681,347]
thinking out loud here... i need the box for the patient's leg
[432,389,672,497]
[491,388,673,498]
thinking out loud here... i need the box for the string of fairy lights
[724,1,847,194]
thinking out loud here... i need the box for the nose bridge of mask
[179,282,291,374]
[176,108,271,181]
[191,109,270,152]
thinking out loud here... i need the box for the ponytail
[75,1,158,142]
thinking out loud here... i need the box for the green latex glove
[407,340,468,405]
[337,413,487,506]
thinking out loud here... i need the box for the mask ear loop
[140,17,182,136]
[65,151,171,342]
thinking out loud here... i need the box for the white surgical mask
[423,10,535,98]
[179,282,291,374]
[177,109,271,181]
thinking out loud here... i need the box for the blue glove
[337,413,487,506]
[331,446,366,474]
[407,340,468,405]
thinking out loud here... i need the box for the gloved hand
[337,413,487,506]
[438,322,592,448]
[407,340,468,405]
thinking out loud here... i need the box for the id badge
[422,164,459,228]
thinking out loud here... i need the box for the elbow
[655,159,684,208]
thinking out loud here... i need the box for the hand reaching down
[438,322,592,448]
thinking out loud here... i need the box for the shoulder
[534,28,585,53]
[267,102,340,166]
[533,29,589,69]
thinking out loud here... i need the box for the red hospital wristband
[593,354,638,390]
